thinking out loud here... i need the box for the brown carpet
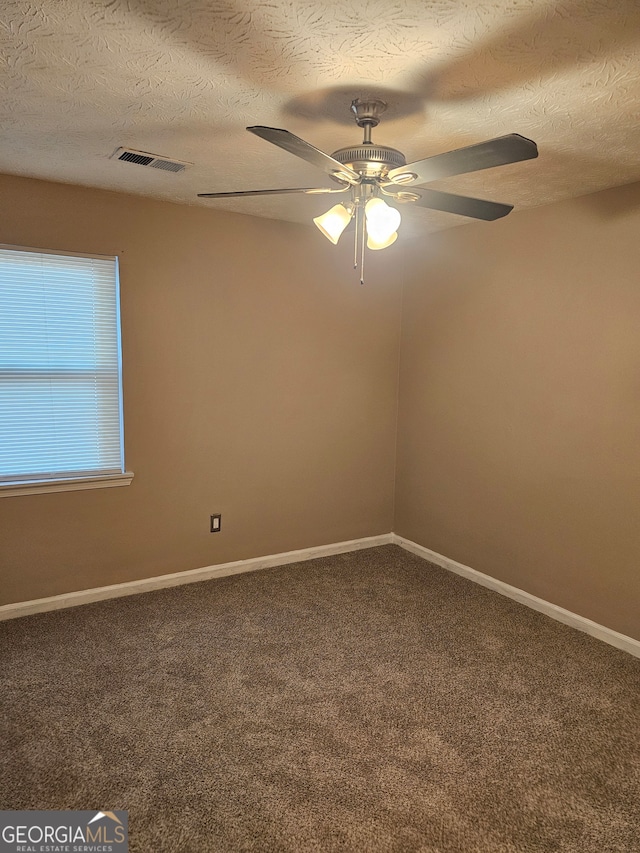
[1,544,639,852]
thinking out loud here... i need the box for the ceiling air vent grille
[111,147,192,173]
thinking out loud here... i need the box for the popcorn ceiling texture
[1,0,639,230]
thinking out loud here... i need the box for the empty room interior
[1,1,639,851]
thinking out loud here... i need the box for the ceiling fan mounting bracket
[350,98,387,129]
[334,99,406,178]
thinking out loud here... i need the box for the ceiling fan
[199,99,538,282]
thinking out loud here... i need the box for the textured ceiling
[1,0,639,233]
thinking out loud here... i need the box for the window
[0,245,133,496]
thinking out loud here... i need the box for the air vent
[119,151,154,166]
[110,147,192,173]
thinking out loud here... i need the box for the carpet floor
[1,544,639,852]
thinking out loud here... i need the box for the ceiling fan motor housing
[330,144,406,179]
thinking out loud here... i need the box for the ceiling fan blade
[247,126,361,185]
[198,186,349,199]
[387,134,538,186]
[409,188,513,220]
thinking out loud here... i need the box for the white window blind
[0,246,125,486]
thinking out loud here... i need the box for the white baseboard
[392,534,640,660]
[0,533,393,622]
[3,532,639,660]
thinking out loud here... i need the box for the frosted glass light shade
[365,198,401,247]
[367,231,398,250]
[313,203,353,244]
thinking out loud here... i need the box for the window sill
[0,472,134,498]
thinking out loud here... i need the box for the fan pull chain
[360,203,366,286]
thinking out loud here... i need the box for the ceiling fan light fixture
[313,203,354,244]
[201,103,537,282]
[365,198,401,246]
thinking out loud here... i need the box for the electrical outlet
[210,514,221,533]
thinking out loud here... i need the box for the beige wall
[3,172,639,643]
[396,181,640,640]
[0,174,402,605]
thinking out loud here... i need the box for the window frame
[0,243,133,497]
